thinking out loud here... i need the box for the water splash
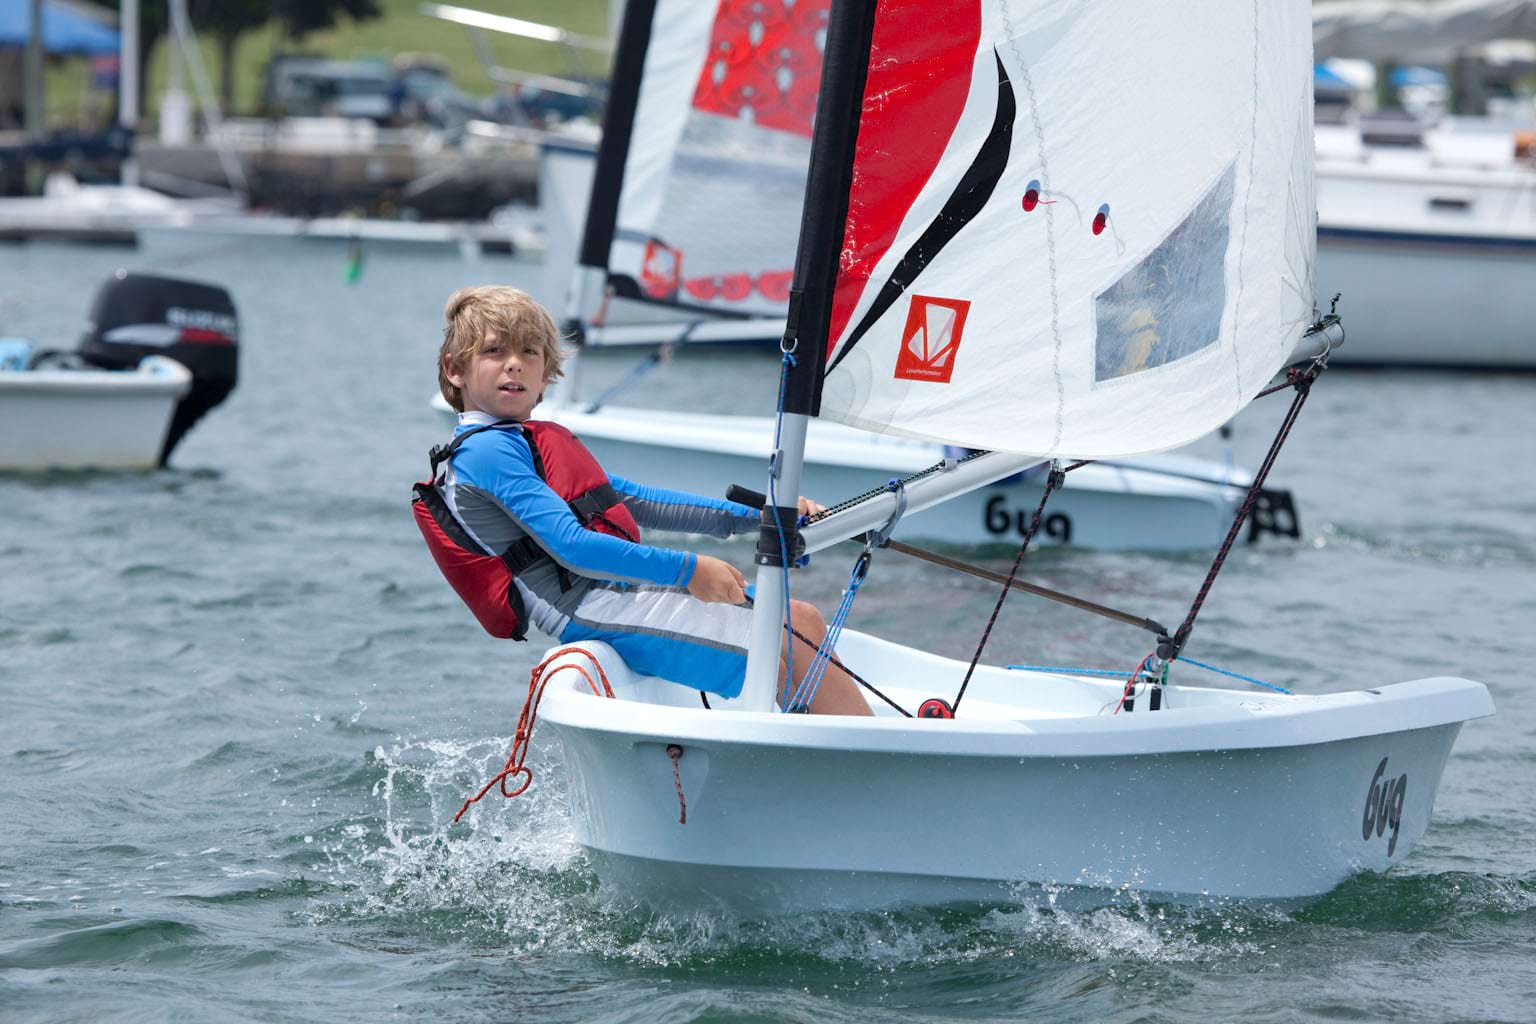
[302,738,1316,970]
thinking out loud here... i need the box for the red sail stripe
[825,3,982,362]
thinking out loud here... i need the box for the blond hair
[438,285,566,412]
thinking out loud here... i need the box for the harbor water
[2,240,1534,1022]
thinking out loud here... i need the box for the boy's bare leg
[774,599,874,716]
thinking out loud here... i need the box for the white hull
[1315,122,1536,368]
[137,214,540,260]
[533,635,1493,913]
[432,396,1288,550]
[1316,226,1536,368]
[0,357,191,470]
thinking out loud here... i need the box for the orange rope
[453,647,615,822]
[1112,653,1154,715]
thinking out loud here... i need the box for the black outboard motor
[78,271,239,466]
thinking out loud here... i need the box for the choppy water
[3,239,1534,1023]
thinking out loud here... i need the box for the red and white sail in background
[807,0,1317,459]
[588,0,829,316]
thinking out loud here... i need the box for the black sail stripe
[827,50,1017,376]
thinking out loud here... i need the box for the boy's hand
[688,555,747,604]
[797,496,825,517]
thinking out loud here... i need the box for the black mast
[779,0,880,417]
[577,0,658,270]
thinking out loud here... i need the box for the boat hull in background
[0,357,191,470]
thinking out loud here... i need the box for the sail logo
[1361,756,1409,857]
[640,240,682,300]
[894,295,970,383]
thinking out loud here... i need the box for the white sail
[583,0,829,316]
[807,1,1316,459]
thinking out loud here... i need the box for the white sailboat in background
[437,0,1304,551]
[460,0,1492,912]
[1312,0,1536,369]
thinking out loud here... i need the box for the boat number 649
[1361,756,1408,857]
[985,495,1072,544]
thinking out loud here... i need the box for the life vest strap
[428,418,634,594]
[567,482,624,525]
[500,534,549,575]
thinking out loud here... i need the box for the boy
[434,285,872,716]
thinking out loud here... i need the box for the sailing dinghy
[459,0,1492,911]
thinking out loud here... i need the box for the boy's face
[447,329,548,420]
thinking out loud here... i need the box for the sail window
[1092,163,1235,383]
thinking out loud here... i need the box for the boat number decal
[1361,756,1408,857]
[985,496,1072,544]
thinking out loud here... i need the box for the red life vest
[412,419,641,641]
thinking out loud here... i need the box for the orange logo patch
[894,295,970,383]
[640,240,682,299]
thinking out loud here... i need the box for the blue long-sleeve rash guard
[445,419,757,593]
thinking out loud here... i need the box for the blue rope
[1174,656,1292,694]
[1008,657,1291,694]
[769,352,797,705]
[787,553,867,711]
[1007,665,1131,678]
[583,352,663,413]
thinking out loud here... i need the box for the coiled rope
[453,647,615,822]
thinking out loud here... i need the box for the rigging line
[1008,659,1291,695]
[1174,655,1291,695]
[1167,362,1322,658]
[951,463,1065,715]
[735,611,911,716]
[802,450,992,523]
[581,339,679,413]
[878,537,1168,637]
[1007,664,1135,678]
[786,553,868,712]
[789,626,912,716]
[788,483,904,712]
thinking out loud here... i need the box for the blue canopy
[0,1,119,56]
[1390,65,1448,88]
[1313,63,1358,91]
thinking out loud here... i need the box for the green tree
[196,0,271,112]
[103,0,385,115]
[271,0,384,43]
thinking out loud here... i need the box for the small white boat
[536,633,1492,912]
[446,0,1492,916]
[1311,1,1536,368]
[432,394,1295,549]
[1314,119,1536,369]
[0,271,239,471]
[0,355,191,470]
[0,175,241,246]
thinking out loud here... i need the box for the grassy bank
[43,0,611,128]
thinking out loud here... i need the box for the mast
[120,0,139,187]
[738,0,879,711]
[577,0,654,273]
[24,0,43,141]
